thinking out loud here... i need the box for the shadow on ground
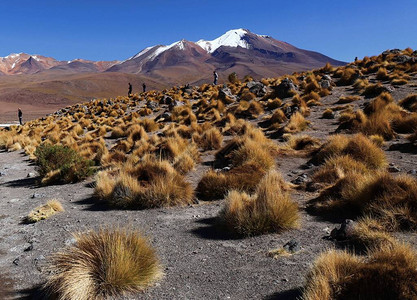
[191,217,241,241]
[3,177,39,188]
[17,284,47,300]
[388,142,417,154]
[264,287,303,300]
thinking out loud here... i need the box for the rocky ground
[1,52,417,299]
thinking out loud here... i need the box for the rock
[291,174,308,185]
[146,101,158,111]
[322,74,332,81]
[27,172,37,178]
[320,79,332,89]
[388,165,401,173]
[218,87,237,102]
[13,258,20,266]
[24,243,33,252]
[394,55,414,64]
[31,193,43,199]
[271,78,296,99]
[283,239,300,253]
[65,237,77,246]
[330,219,355,240]
[0,171,6,176]
[159,95,173,105]
[407,169,417,175]
[246,81,267,97]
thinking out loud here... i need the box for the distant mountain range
[0,29,346,122]
[0,29,345,79]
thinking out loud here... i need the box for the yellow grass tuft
[44,228,162,300]
[25,199,64,223]
[302,243,417,300]
[220,171,299,236]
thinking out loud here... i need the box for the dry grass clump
[321,108,334,119]
[337,68,359,86]
[95,160,193,209]
[362,82,387,98]
[25,200,64,223]
[220,171,299,236]
[302,243,417,300]
[399,94,417,112]
[44,228,162,300]
[194,127,223,150]
[313,134,386,169]
[336,95,360,104]
[311,171,417,231]
[283,112,310,133]
[312,155,369,185]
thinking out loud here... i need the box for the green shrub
[35,144,94,184]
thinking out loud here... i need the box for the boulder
[246,81,267,97]
[330,219,355,240]
[271,78,296,99]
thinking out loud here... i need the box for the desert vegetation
[1,48,417,298]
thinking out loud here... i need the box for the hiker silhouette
[213,71,218,85]
[128,83,132,96]
[143,83,146,93]
[18,108,23,125]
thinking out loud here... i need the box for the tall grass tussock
[44,228,162,300]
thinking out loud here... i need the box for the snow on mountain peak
[196,28,250,53]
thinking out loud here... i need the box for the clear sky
[1,0,416,63]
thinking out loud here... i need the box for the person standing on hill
[18,108,23,125]
[128,82,132,96]
[142,83,146,93]
[213,71,218,85]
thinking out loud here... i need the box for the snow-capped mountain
[109,28,345,80]
[196,28,251,53]
[0,29,345,79]
[0,53,119,75]
[0,53,62,75]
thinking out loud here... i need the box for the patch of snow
[148,40,186,61]
[11,62,16,69]
[196,29,250,53]
[32,55,41,61]
[131,46,154,60]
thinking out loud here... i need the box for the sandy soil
[1,72,417,299]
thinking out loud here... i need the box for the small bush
[95,160,194,209]
[399,94,417,112]
[313,134,386,169]
[310,172,417,230]
[220,171,299,236]
[35,144,94,184]
[25,200,64,223]
[44,228,162,300]
[302,243,417,300]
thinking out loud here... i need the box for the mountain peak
[196,28,251,53]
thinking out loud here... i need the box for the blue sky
[1,0,416,62]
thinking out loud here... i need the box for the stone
[27,172,37,178]
[271,78,296,99]
[0,171,6,176]
[13,258,19,266]
[408,169,417,175]
[320,79,332,89]
[291,174,308,185]
[330,219,355,240]
[219,87,237,102]
[246,81,267,97]
[31,193,43,199]
[146,101,158,110]
[283,239,300,253]
[388,165,401,173]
